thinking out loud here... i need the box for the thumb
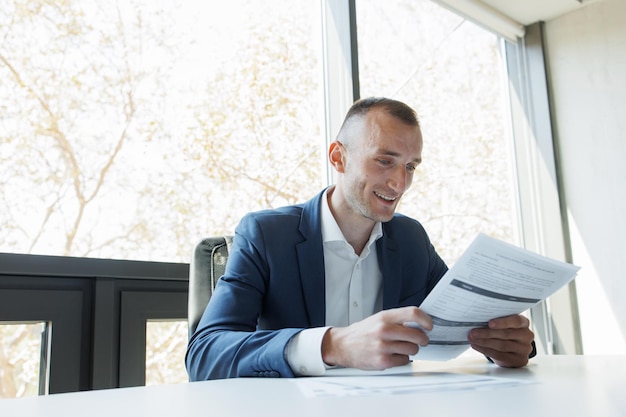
[386,306,433,331]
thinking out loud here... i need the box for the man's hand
[468,314,535,368]
[321,306,432,370]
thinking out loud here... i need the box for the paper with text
[408,233,580,361]
[295,372,533,397]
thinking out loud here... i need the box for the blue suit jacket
[186,189,448,380]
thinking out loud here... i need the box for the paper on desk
[295,372,533,397]
[408,233,580,361]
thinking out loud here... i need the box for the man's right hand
[321,306,433,370]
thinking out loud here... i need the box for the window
[118,289,187,388]
[145,320,188,386]
[1,0,324,395]
[0,0,324,263]
[0,322,48,398]
[1,0,580,397]
[355,0,519,264]
[353,1,579,355]
[0,278,91,396]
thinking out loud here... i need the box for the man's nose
[387,166,409,192]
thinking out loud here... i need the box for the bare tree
[0,0,323,393]
[0,0,182,258]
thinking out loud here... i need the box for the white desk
[1,355,625,417]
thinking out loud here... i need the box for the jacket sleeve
[185,214,303,380]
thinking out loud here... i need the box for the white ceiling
[481,0,601,25]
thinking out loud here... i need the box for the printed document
[408,233,580,361]
[295,371,533,397]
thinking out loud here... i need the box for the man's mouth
[374,191,397,202]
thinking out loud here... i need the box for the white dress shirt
[285,188,383,376]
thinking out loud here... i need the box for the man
[186,97,535,380]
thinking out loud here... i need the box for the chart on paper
[407,233,580,361]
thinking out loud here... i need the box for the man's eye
[377,159,391,166]
[407,164,417,172]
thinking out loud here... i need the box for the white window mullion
[320,0,355,186]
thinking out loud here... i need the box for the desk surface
[1,355,625,417]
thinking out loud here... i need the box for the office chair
[188,235,233,339]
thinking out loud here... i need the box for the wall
[543,0,626,354]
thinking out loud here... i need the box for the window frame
[0,275,92,394]
[0,252,189,393]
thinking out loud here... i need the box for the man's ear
[328,141,346,173]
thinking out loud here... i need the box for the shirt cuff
[286,326,332,376]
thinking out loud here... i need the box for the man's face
[341,109,423,223]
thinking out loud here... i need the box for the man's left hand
[468,314,535,368]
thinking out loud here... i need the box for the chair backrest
[188,236,233,339]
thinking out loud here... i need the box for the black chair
[187,236,233,339]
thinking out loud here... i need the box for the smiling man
[185,97,535,380]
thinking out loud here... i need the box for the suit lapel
[296,191,326,327]
[378,225,402,309]
[296,240,325,327]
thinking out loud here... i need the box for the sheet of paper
[295,372,533,397]
[408,233,580,361]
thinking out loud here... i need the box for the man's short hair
[341,97,420,129]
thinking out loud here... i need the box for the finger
[469,330,535,360]
[471,345,529,368]
[377,353,413,370]
[385,340,421,357]
[380,322,430,346]
[469,327,535,344]
[488,314,530,330]
[470,335,531,353]
[477,327,533,341]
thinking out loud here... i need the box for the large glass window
[0,0,324,263]
[0,322,48,398]
[355,0,519,264]
[145,320,188,386]
[1,0,568,396]
[1,0,323,395]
